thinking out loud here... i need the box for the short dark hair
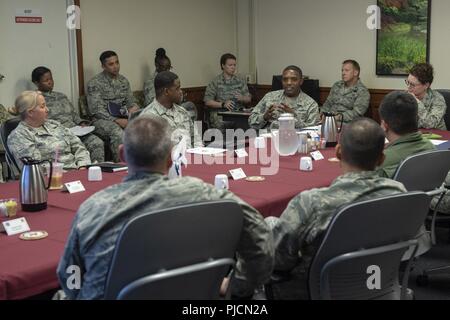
[124,116,173,168]
[154,71,178,97]
[99,51,118,65]
[340,118,386,171]
[410,63,434,85]
[343,59,361,75]
[220,53,236,69]
[283,65,303,78]
[31,66,51,83]
[379,91,418,135]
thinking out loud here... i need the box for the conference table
[1,129,449,300]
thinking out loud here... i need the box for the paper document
[70,126,95,137]
[429,139,447,146]
[187,147,227,156]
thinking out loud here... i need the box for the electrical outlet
[246,74,252,83]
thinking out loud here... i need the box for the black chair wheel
[416,274,429,286]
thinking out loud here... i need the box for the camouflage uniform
[430,172,450,214]
[376,132,435,178]
[0,104,11,182]
[204,74,250,129]
[248,90,319,130]
[57,171,273,299]
[143,72,157,107]
[87,71,139,162]
[7,119,91,170]
[43,91,104,163]
[417,89,447,130]
[321,80,370,123]
[140,100,202,148]
[143,71,198,121]
[267,171,406,299]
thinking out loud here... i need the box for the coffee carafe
[20,157,53,212]
[321,112,343,147]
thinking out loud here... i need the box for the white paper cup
[88,166,103,181]
[300,157,313,172]
[254,137,266,149]
[214,174,229,190]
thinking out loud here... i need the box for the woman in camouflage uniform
[7,91,91,170]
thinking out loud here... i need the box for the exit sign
[15,8,42,24]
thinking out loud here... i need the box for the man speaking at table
[248,65,319,130]
[266,118,406,299]
[57,116,273,300]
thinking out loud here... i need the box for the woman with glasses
[143,48,197,122]
[406,63,447,130]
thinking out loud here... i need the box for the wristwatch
[221,102,225,108]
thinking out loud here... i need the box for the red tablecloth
[1,128,448,300]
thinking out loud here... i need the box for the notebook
[107,102,129,118]
[88,163,128,173]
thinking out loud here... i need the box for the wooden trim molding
[253,85,394,123]
[75,0,84,96]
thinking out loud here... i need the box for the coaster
[328,157,340,163]
[19,231,48,241]
[246,176,266,182]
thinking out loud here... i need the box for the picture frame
[376,0,432,76]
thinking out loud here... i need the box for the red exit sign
[16,16,43,23]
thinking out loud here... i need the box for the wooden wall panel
[182,85,395,124]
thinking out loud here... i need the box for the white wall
[80,0,237,92]
[0,0,73,107]
[254,0,450,89]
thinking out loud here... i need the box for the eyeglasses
[405,79,421,88]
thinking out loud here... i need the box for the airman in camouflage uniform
[321,79,370,123]
[248,90,319,130]
[57,116,273,300]
[144,71,198,122]
[267,171,406,299]
[140,99,202,148]
[8,119,91,170]
[265,117,406,299]
[407,63,447,130]
[87,51,140,162]
[417,89,447,130]
[204,73,250,129]
[43,91,105,163]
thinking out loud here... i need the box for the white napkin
[69,126,95,137]
[168,136,188,179]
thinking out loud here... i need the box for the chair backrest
[436,89,450,130]
[0,117,21,176]
[117,258,235,300]
[393,150,450,192]
[104,200,244,300]
[308,192,430,300]
[271,76,320,104]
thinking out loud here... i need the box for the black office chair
[265,192,429,300]
[0,117,21,179]
[436,89,450,130]
[393,150,450,246]
[104,201,243,300]
[308,192,429,300]
[272,75,320,104]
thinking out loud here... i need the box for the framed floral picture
[376,0,432,76]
